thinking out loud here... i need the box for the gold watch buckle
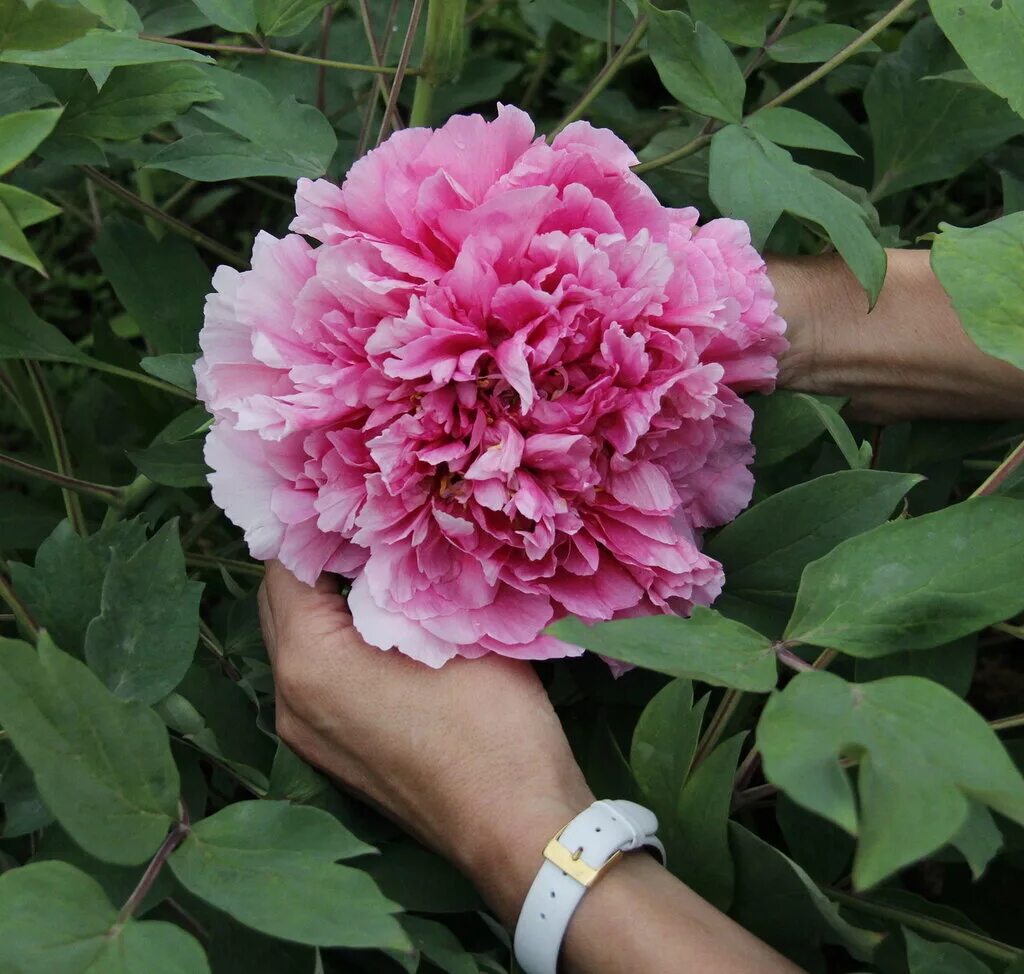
[542,825,623,888]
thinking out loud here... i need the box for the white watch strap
[513,800,664,974]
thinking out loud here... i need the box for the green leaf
[709,124,886,303]
[0,634,179,865]
[674,733,745,911]
[642,1,745,123]
[931,214,1024,372]
[169,801,408,950]
[549,608,778,691]
[255,0,326,37]
[1,29,215,69]
[866,19,1024,199]
[0,107,62,175]
[929,0,1024,119]
[79,0,143,31]
[785,497,1024,655]
[84,520,202,705]
[58,63,219,141]
[630,678,707,833]
[0,197,44,273]
[0,64,57,113]
[768,24,879,64]
[128,437,209,487]
[904,928,991,974]
[190,0,257,32]
[9,519,148,654]
[0,861,209,974]
[0,0,98,51]
[94,218,210,355]
[950,802,1003,880]
[140,351,200,392]
[746,107,857,157]
[687,0,771,47]
[0,183,61,228]
[708,470,922,613]
[0,280,92,362]
[793,392,870,468]
[757,671,1024,888]
[147,67,336,181]
[400,917,476,974]
[729,823,879,966]
[749,390,847,467]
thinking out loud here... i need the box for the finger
[257,581,277,664]
[263,560,343,619]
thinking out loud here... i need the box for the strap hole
[540,913,546,920]
[594,827,602,832]
[550,891,556,898]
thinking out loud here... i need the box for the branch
[551,15,649,136]
[0,573,38,641]
[634,0,920,175]
[825,888,1021,965]
[24,362,86,535]
[139,34,414,74]
[0,451,123,505]
[80,166,247,270]
[971,439,1024,498]
[376,0,426,142]
[115,803,190,928]
[185,552,265,578]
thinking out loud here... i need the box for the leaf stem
[198,618,242,681]
[994,622,1024,641]
[409,77,436,127]
[991,712,1024,732]
[139,34,412,74]
[824,888,1022,964]
[356,0,404,152]
[634,0,919,175]
[84,357,197,401]
[102,474,157,526]
[759,0,919,113]
[185,552,265,578]
[693,688,742,769]
[375,0,426,143]
[80,166,247,270]
[775,644,813,672]
[970,439,1024,498]
[0,573,38,642]
[551,15,649,136]
[115,804,190,928]
[0,451,123,505]
[24,362,86,536]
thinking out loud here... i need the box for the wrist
[450,782,594,927]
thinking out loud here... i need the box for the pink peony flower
[196,105,786,667]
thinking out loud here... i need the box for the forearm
[770,249,1024,424]
[455,795,801,974]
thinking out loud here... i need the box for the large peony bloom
[196,105,786,667]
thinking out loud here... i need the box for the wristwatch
[513,799,664,974]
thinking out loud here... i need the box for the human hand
[770,248,1024,423]
[257,560,595,924]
